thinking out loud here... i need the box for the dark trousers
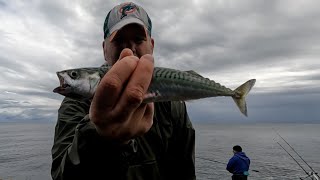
[232,174,248,180]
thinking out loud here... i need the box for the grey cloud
[148,0,320,75]
[0,0,6,8]
[0,107,57,122]
[36,1,76,31]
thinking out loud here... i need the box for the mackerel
[53,66,256,116]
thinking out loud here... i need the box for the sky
[0,0,319,123]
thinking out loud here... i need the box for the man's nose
[122,41,136,54]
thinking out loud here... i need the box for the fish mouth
[53,73,71,95]
[53,84,71,94]
[53,84,86,100]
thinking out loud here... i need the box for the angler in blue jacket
[226,145,250,180]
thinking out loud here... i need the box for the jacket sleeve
[226,157,235,173]
[51,97,88,179]
[167,101,196,180]
[51,97,129,180]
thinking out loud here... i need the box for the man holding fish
[51,2,197,180]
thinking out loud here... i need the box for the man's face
[103,23,154,65]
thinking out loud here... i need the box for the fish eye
[70,71,78,79]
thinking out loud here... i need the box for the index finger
[92,54,139,111]
[114,54,154,114]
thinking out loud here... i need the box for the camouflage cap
[103,2,152,40]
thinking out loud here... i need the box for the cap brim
[108,17,147,42]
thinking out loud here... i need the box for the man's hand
[89,48,154,143]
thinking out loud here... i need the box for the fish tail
[232,79,256,117]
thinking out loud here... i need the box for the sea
[0,122,319,180]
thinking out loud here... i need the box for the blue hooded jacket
[226,152,250,175]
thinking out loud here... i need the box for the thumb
[119,48,134,60]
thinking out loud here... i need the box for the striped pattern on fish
[53,66,256,116]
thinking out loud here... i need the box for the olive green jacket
[51,97,196,180]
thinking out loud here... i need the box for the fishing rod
[196,157,226,165]
[300,174,313,180]
[300,172,320,180]
[274,130,319,180]
[275,131,316,173]
[196,157,260,172]
[276,142,309,175]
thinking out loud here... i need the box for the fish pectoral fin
[232,79,256,117]
[143,91,161,103]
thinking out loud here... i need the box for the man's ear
[151,38,155,53]
[102,40,107,62]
